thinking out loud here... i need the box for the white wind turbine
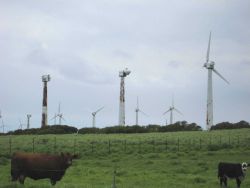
[203,32,229,130]
[91,106,104,128]
[135,97,148,126]
[51,103,65,125]
[19,119,25,130]
[163,97,183,125]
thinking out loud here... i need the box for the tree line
[0,120,249,135]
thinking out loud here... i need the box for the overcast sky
[0,0,250,131]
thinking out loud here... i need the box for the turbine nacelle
[204,61,215,69]
[119,68,131,77]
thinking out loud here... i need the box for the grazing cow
[11,152,77,185]
[218,162,249,188]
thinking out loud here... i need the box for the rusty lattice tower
[118,68,131,126]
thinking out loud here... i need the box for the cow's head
[61,152,78,167]
[242,162,248,173]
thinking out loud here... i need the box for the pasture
[1,129,250,187]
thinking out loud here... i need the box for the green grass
[1,129,250,187]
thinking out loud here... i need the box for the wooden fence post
[124,140,127,153]
[199,138,202,150]
[54,137,57,153]
[177,138,179,152]
[74,139,76,155]
[138,140,141,153]
[153,140,155,152]
[32,137,35,153]
[108,140,111,154]
[91,142,94,153]
[9,137,12,156]
[165,138,168,151]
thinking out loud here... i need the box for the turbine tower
[163,97,183,125]
[41,74,51,128]
[27,114,31,129]
[91,107,104,127]
[203,32,229,130]
[118,68,131,126]
[135,97,148,126]
[0,111,4,133]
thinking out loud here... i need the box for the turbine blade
[206,31,211,63]
[213,69,230,84]
[95,106,104,114]
[139,109,148,117]
[163,109,171,115]
[50,115,57,121]
[174,108,183,115]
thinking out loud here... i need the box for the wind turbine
[203,32,229,130]
[135,97,148,126]
[51,103,65,125]
[19,119,25,130]
[91,106,104,128]
[163,97,183,125]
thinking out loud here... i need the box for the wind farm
[0,1,250,187]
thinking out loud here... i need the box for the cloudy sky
[0,0,250,131]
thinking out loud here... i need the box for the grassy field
[1,129,250,187]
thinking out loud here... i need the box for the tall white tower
[203,32,229,130]
[41,75,51,128]
[118,68,131,126]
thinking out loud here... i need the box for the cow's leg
[223,177,227,187]
[219,177,223,187]
[236,178,241,188]
[11,169,19,182]
[18,174,25,184]
[50,179,57,186]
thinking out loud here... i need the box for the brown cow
[11,152,77,185]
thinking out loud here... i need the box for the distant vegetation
[0,121,249,136]
[211,120,250,130]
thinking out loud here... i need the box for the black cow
[218,162,249,187]
[11,152,77,185]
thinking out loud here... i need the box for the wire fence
[1,134,250,157]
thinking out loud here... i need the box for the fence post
[153,140,155,153]
[177,138,179,152]
[32,137,35,153]
[124,140,127,153]
[54,137,57,153]
[74,139,76,155]
[91,142,94,153]
[138,140,141,153]
[108,140,111,154]
[9,137,12,156]
[199,138,202,150]
[165,138,168,151]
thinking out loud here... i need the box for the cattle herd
[9,152,249,187]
